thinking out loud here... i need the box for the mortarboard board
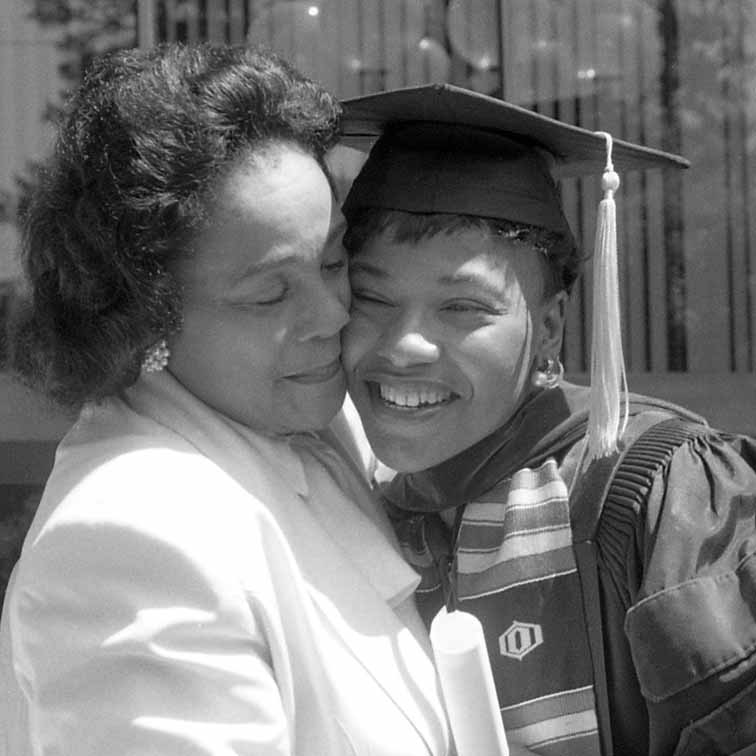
[339,83,689,461]
[339,83,688,176]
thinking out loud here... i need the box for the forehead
[352,226,547,299]
[176,145,341,290]
[214,145,330,221]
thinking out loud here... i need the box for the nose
[297,279,350,341]
[376,315,441,368]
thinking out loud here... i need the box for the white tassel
[586,132,629,461]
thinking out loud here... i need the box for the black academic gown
[385,382,756,756]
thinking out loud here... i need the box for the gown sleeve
[620,430,756,756]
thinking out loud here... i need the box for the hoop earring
[532,356,564,390]
[141,339,170,373]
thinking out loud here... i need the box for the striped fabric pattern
[391,459,602,755]
[456,461,574,596]
[501,686,601,756]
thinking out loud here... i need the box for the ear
[537,290,568,360]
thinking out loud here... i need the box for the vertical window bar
[228,0,244,43]
[572,0,587,372]
[528,0,538,111]
[163,0,176,42]
[496,0,506,99]
[378,0,386,91]
[636,0,652,371]
[736,0,754,369]
[187,0,199,42]
[617,0,631,370]
[721,5,736,370]
[356,0,365,93]
[138,0,158,47]
[658,0,687,370]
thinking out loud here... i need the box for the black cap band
[343,122,573,238]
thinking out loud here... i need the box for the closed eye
[255,292,287,306]
[352,289,393,306]
[322,259,346,274]
[228,288,288,308]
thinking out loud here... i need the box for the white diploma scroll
[430,607,509,756]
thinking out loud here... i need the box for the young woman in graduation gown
[340,84,756,756]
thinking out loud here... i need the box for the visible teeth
[378,384,451,407]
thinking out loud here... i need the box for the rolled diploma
[430,607,509,756]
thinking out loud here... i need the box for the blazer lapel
[301,541,448,756]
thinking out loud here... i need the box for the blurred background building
[145,0,756,381]
[5,0,755,380]
[1,0,756,592]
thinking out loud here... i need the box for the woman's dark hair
[11,43,341,407]
[343,208,583,298]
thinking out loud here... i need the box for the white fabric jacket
[0,372,450,756]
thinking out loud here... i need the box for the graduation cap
[340,83,689,461]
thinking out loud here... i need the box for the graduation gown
[385,381,756,756]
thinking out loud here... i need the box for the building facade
[2,0,755,379]
[141,0,756,379]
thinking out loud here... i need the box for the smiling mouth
[372,381,457,410]
[285,360,342,384]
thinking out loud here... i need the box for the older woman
[340,85,756,756]
[0,47,449,756]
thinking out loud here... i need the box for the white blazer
[0,372,450,756]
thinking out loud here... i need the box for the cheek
[337,273,351,308]
[171,309,228,363]
[341,314,376,371]
[178,309,282,374]
[463,321,535,392]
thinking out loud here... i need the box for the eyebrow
[351,263,506,299]
[438,271,502,291]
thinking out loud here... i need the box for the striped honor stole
[391,458,602,756]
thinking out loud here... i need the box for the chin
[366,429,447,474]
[305,383,349,431]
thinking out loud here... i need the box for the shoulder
[19,416,289,601]
[600,401,755,528]
[8,442,289,655]
[38,396,285,536]
[640,417,756,536]
[593,408,756,632]
[41,442,263,532]
[596,411,756,583]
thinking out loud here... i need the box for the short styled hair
[11,43,341,407]
[343,208,583,299]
